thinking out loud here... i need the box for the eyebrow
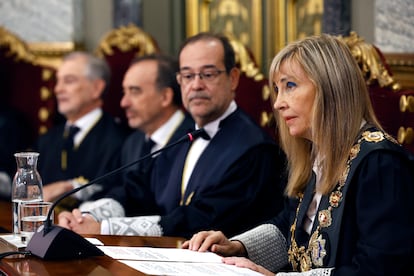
[276,76,289,84]
[179,64,218,71]
[123,85,141,91]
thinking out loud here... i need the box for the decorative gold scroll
[0,26,74,69]
[95,24,158,57]
[339,32,401,91]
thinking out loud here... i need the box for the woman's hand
[223,257,274,275]
[182,230,246,257]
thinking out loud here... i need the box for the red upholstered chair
[339,32,414,154]
[227,36,276,140]
[0,27,58,145]
[95,24,160,128]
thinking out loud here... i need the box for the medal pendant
[318,209,332,228]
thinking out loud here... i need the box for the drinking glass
[19,201,53,243]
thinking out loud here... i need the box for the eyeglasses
[177,68,226,84]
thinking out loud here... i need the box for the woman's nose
[273,94,285,110]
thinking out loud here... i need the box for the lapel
[181,137,220,202]
[295,173,317,245]
[170,138,193,196]
[308,128,405,267]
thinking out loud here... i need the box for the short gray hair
[63,51,111,97]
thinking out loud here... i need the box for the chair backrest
[339,32,414,154]
[0,26,58,145]
[95,24,160,128]
[227,35,276,140]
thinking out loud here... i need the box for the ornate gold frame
[185,0,262,68]
[266,0,323,62]
[384,53,414,90]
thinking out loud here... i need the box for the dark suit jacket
[272,127,414,275]
[106,113,195,212]
[0,107,32,178]
[128,108,286,238]
[35,112,128,202]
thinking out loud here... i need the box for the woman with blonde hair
[183,34,414,275]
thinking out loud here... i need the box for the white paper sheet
[119,260,264,276]
[98,246,223,263]
[98,246,263,275]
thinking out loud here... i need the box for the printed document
[99,246,263,276]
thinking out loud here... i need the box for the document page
[99,246,263,276]
[120,260,264,276]
[99,246,223,262]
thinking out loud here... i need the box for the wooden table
[0,200,185,275]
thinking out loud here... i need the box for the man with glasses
[59,33,286,239]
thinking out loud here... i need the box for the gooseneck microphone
[25,129,207,260]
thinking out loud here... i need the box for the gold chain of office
[287,130,389,271]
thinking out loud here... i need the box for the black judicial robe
[271,127,414,275]
[35,112,127,201]
[127,108,287,238]
[106,114,195,212]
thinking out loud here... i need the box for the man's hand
[43,180,73,202]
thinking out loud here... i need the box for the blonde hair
[269,34,382,197]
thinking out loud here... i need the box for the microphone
[25,129,207,260]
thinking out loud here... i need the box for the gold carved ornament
[400,95,414,113]
[95,24,158,58]
[0,26,37,64]
[227,35,275,128]
[398,127,414,145]
[227,35,264,82]
[288,131,387,271]
[398,94,414,145]
[338,32,400,92]
[0,26,72,69]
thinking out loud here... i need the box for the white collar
[196,100,237,139]
[67,108,102,146]
[149,110,185,149]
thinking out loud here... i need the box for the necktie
[142,138,155,156]
[61,125,80,170]
[197,128,211,141]
[140,138,155,172]
[63,125,80,150]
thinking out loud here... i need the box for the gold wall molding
[384,53,414,90]
[186,0,262,68]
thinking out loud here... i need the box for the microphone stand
[26,129,205,260]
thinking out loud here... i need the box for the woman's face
[273,60,316,140]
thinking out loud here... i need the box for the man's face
[54,56,102,121]
[121,60,168,134]
[178,39,239,127]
